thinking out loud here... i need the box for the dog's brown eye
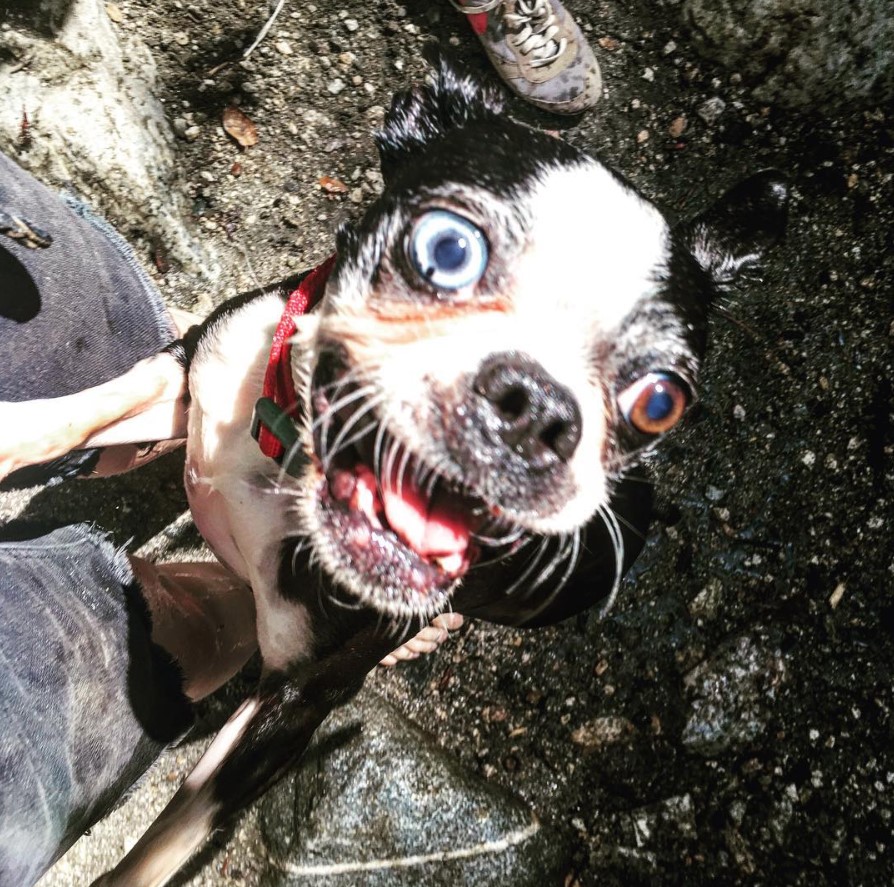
[618,372,689,435]
[407,210,489,292]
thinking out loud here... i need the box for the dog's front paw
[379,613,464,667]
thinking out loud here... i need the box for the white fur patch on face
[516,160,671,334]
[320,160,673,534]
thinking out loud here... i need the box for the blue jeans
[0,154,191,884]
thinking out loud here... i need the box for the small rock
[327,78,346,95]
[698,97,726,125]
[274,40,293,56]
[258,689,569,886]
[643,67,655,82]
[343,18,359,32]
[637,129,650,144]
[682,633,787,755]
[668,115,687,138]
[172,31,190,47]
[571,716,635,750]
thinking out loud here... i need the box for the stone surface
[257,689,565,887]
[683,0,894,111]
[682,631,787,755]
[0,0,216,277]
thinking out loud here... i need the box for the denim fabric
[0,152,174,402]
[0,524,193,886]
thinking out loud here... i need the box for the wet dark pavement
[1,1,891,884]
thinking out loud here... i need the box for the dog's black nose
[473,353,583,467]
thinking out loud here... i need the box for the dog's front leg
[92,625,395,887]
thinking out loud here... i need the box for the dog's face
[287,60,787,619]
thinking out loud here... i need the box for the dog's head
[288,57,787,620]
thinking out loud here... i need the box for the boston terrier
[0,56,788,886]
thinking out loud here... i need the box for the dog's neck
[252,254,336,470]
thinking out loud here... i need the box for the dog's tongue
[381,481,471,567]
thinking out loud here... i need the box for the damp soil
[11,0,893,884]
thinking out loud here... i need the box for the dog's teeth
[435,552,465,576]
[350,464,384,529]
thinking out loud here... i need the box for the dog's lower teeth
[435,552,465,575]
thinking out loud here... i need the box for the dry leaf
[222,106,258,148]
[319,175,348,195]
[598,36,620,51]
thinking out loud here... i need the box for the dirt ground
[4,0,893,884]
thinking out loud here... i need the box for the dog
[0,56,788,886]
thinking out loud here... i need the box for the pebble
[343,18,359,32]
[275,40,293,56]
[173,31,189,46]
[668,115,687,138]
[698,97,727,125]
[327,78,346,95]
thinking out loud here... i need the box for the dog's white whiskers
[473,524,525,547]
[330,417,379,461]
[608,505,647,542]
[372,419,388,483]
[524,529,584,623]
[326,393,384,465]
[394,441,413,502]
[422,460,445,501]
[502,537,551,598]
[380,434,401,498]
[596,504,626,619]
[522,533,571,597]
[312,384,378,432]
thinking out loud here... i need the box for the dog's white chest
[185,295,294,581]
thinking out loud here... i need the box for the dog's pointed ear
[376,47,506,181]
[682,170,789,289]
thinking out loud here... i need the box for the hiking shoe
[452,0,602,114]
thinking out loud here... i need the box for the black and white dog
[12,57,787,886]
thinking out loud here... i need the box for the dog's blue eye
[408,210,488,292]
[618,372,689,436]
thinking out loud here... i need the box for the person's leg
[0,151,181,487]
[0,526,190,885]
[452,0,602,113]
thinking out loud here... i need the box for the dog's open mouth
[310,361,518,610]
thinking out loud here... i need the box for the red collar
[251,253,337,470]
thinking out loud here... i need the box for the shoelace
[504,0,568,68]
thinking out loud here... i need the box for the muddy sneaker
[452,0,602,114]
